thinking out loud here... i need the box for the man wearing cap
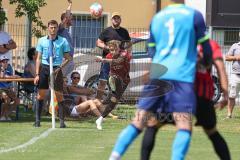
[96,12,131,100]
[0,24,17,64]
[0,54,20,121]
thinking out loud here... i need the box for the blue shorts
[137,80,196,114]
[99,62,110,81]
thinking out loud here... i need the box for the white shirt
[0,31,13,63]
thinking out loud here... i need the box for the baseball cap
[0,55,10,61]
[111,12,121,18]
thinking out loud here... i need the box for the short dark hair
[27,47,36,60]
[61,13,67,21]
[48,20,58,27]
[61,12,73,21]
[71,71,80,78]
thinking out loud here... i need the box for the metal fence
[3,23,240,104]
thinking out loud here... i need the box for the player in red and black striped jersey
[140,40,231,160]
[194,40,230,160]
[95,40,132,130]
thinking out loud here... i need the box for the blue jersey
[36,35,70,66]
[148,4,209,83]
[0,64,13,88]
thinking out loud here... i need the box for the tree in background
[0,0,8,26]
[0,0,47,37]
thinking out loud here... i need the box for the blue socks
[172,129,191,160]
[112,124,141,157]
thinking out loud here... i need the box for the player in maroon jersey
[95,40,132,130]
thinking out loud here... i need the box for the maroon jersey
[106,51,131,84]
[195,40,223,100]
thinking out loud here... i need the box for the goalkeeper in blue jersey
[109,0,213,160]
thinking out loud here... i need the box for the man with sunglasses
[96,12,131,100]
[68,71,94,104]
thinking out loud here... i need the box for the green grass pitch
[0,105,239,160]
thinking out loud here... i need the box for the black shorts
[38,64,63,92]
[99,63,110,81]
[195,97,216,129]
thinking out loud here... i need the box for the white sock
[109,151,121,160]
[96,116,103,130]
[97,116,103,123]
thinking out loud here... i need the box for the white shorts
[229,74,240,98]
[70,106,79,117]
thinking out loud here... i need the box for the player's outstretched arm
[66,0,72,17]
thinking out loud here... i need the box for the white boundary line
[0,128,54,154]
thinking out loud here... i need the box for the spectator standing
[58,0,75,82]
[225,38,240,118]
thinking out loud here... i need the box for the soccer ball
[90,2,103,19]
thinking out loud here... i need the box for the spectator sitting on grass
[62,76,118,119]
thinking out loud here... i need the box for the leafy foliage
[0,0,8,26]
[2,0,47,37]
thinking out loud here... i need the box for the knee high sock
[110,124,141,158]
[101,101,117,118]
[208,131,231,160]
[141,126,159,160]
[172,129,191,160]
[58,101,65,122]
[36,100,44,122]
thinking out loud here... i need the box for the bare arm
[0,39,17,54]
[6,39,17,50]
[61,53,72,68]
[68,85,94,96]
[34,52,41,85]
[214,58,228,109]
[225,55,240,61]
[97,55,125,64]
[96,39,109,50]
[66,0,72,18]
